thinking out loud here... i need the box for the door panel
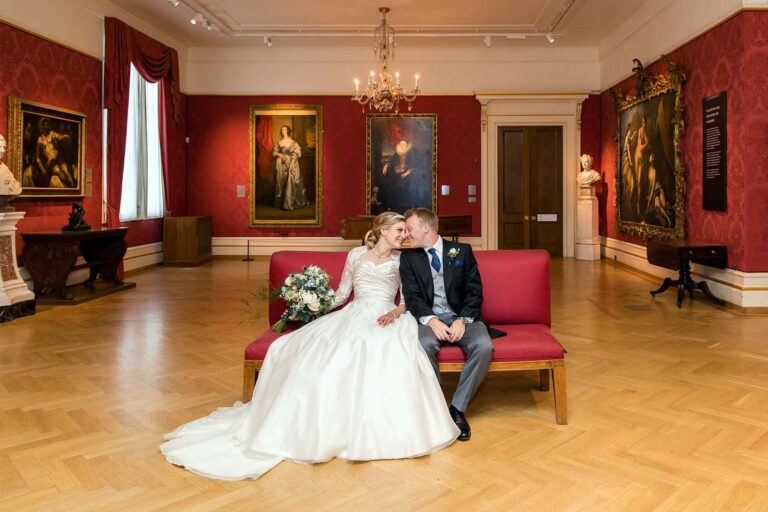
[498,127,528,249]
[498,126,563,256]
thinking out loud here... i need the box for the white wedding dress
[161,246,459,480]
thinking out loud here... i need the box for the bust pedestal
[0,211,35,322]
[575,186,600,261]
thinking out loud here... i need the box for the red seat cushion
[436,324,564,363]
[245,326,297,360]
[246,324,563,363]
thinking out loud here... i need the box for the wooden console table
[21,227,135,305]
[340,215,473,244]
[646,240,727,307]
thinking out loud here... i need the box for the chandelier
[352,7,420,114]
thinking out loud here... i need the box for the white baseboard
[212,236,484,256]
[601,236,768,308]
[124,242,164,273]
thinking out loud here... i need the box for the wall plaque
[703,91,727,211]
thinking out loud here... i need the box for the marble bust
[577,153,601,188]
[0,134,23,211]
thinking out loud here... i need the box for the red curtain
[104,17,181,226]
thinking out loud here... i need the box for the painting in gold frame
[7,96,86,198]
[249,104,322,228]
[614,58,686,240]
[367,114,437,215]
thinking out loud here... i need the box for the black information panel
[703,91,727,211]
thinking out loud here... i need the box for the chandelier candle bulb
[354,79,359,94]
[415,74,419,89]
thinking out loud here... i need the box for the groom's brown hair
[404,207,438,232]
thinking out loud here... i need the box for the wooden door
[497,126,563,256]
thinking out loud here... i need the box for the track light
[264,35,272,47]
[483,35,491,47]
[190,13,205,25]
[167,0,180,6]
[205,19,213,31]
[546,32,555,43]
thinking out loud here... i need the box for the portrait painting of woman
[249,105,322,227]
[367,114,436,215]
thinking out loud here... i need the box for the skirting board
[18,241,164,289]
[601,236,768,308]
[212,237,485,256]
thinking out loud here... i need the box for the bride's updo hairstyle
[364,212,406,249]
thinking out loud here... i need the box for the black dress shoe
[449,405,471,441]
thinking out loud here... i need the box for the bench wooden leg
[552,364,567,425]
[539,369,550,391]
[243,360,258,403]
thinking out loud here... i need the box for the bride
[161,212,460,480]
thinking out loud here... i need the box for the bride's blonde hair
[364,212,406,249]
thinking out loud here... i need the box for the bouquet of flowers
[272,266,336,332]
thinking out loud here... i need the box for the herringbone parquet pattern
[1,257,767,511]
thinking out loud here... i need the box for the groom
[399,208,493,441]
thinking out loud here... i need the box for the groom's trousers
[417,319,493,412]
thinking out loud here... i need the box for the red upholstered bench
[243,250,567,424]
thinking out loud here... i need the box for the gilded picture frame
[7,96,87,198]
[366,114,437,215]
[249,104,323,228]
[613,58,686,240]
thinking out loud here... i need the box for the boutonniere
[447,248,462,267]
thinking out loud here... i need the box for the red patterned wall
[185,95,481,237]
[0,21,187,252]
[598,11,768,272]
[0,22,103,246]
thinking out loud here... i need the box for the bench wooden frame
[243,358,567,424]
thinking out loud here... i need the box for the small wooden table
[646,240,727,307]
[21,227,134,304]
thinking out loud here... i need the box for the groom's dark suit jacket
[399,241,483,323]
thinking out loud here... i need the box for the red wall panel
[185,95,481,237]
[0,22,187,254]
[597,11,768,271]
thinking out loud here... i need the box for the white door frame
[476,94,587,257]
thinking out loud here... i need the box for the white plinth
[0,211,35,306]
[575,186,600,261]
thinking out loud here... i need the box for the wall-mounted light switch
[236,185,246,197]
[468,185,476,195]
[468,196,477,203]
[441,185,450,196]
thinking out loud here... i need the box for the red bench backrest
[268,249,551,327]
[476,250,551,327]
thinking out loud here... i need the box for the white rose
[307,300,321,312]
[301,290,318,304]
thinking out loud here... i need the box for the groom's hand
[448,319,466,343]
[428,318,452,342]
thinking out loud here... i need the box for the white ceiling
[108,0,647,48]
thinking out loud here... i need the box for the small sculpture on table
[0,134,22,212]
[62,202,91,231]
[577,153,601,188]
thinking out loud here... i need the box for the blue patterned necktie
[428,248,441,272]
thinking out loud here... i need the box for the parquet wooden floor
[2,257,768,511]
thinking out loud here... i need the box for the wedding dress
[161,246,459,480]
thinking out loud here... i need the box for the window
[119,64,165,221]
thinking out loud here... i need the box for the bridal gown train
[160,246,460,480]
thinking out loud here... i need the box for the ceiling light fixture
[352,7,420,114]
[546,32,555,43]
[167,0,180,6]
[190,13,205,25]
[483,35,492,47]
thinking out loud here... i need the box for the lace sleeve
[332,246,365,308]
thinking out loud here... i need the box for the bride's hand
[377,311,397,327]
